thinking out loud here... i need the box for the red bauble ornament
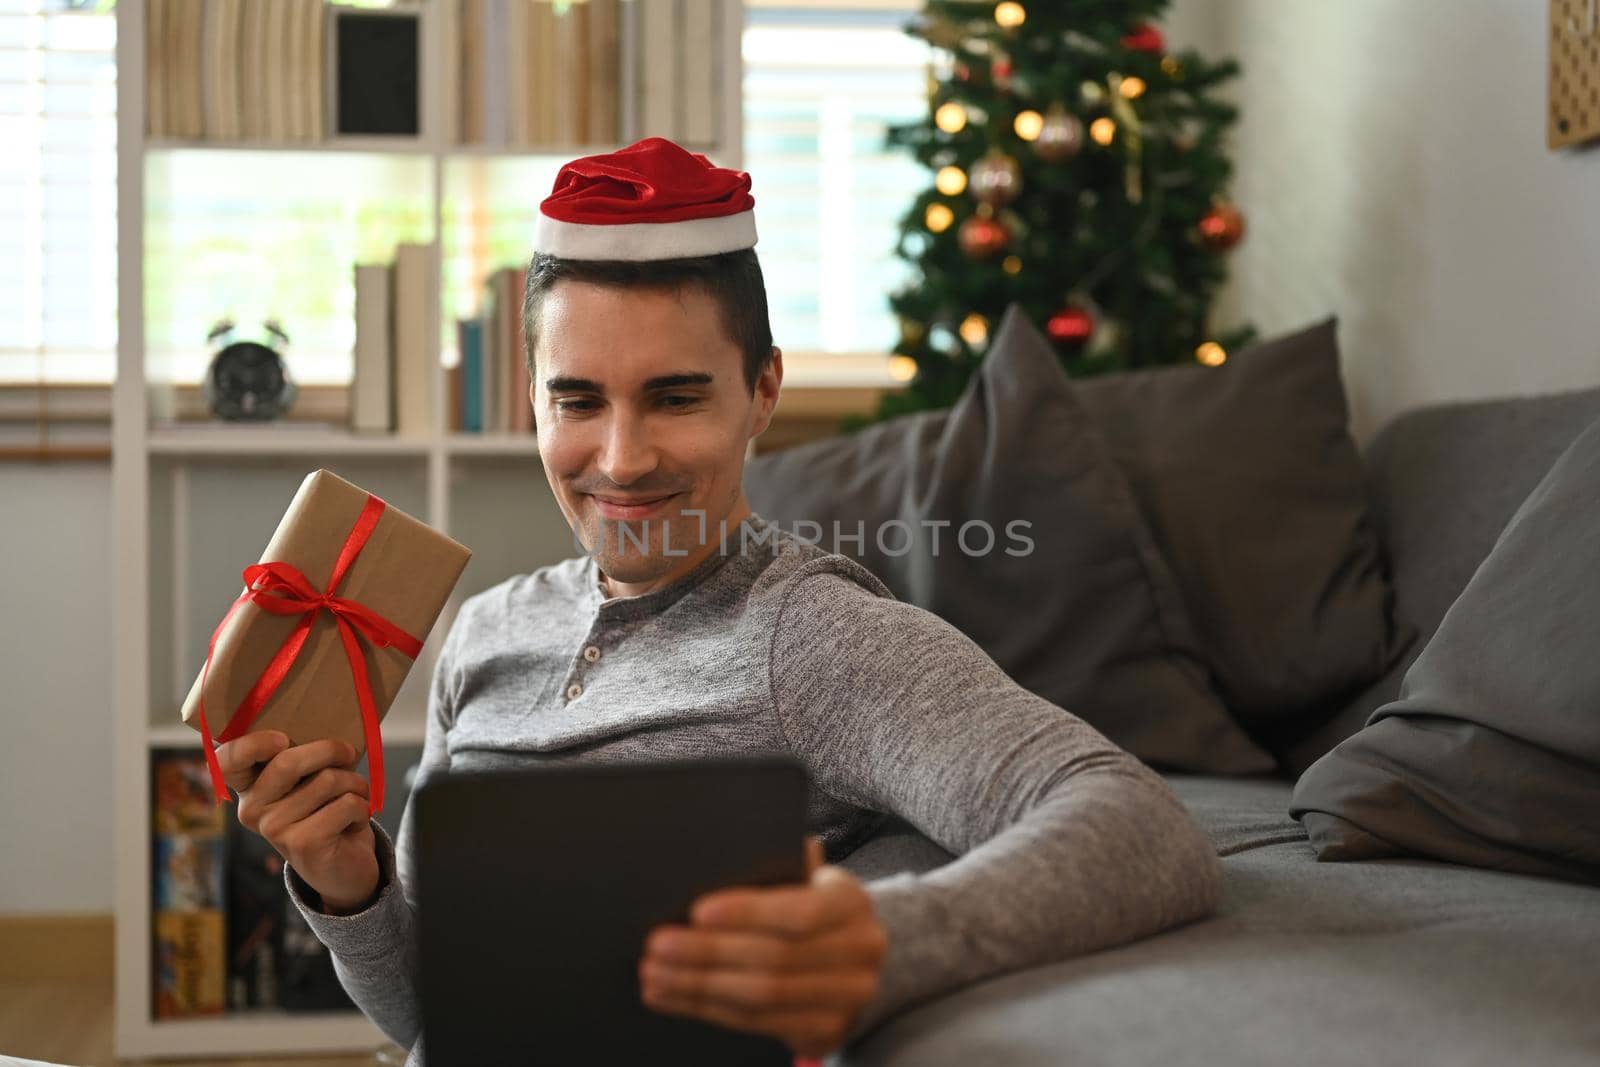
[1198,201,1247,250]
[958,215,1011,259]
[1122,24,1166,53]
[955,62,972,83]
[1047,305,1095,344]
[992,54,1014,89]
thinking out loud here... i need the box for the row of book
[351,255,534,436]
[146,0,727,150]
[352,243,435,436]
[457,0,621,148]
[448,265,534,434]
[146,0,328,143]
[152,751,352,1017]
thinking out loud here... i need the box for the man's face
[532,279,781,590]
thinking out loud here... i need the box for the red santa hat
[535,137,758,261]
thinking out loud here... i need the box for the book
[595,0,621,142]
[152,751,228,837]
[154,909,227,1018]
[351,262,394,433]
[225,812,284,1010]
[480,0,509,146]
[303,0,327,142]
[146,0,167,138]
[639,0,682,140]
[511,266,532,433]
[682,0,718,147]
[392,242,434,437]
[460,318,483,433]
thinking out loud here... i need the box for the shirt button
[566,682,583,700]
[583,645,602,663]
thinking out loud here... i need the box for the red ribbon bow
[195,494,422,818]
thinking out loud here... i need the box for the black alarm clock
[203,319,297,421]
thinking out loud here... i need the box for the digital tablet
[415,756,811,1066]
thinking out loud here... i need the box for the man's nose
[596,412,660,487]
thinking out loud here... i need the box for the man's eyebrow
[643,372,714,390]
[545,375,601,393]
[543,372,715,393]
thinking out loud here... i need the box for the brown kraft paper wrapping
[180,468,471,760]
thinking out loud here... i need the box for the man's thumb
[804,834,825,875]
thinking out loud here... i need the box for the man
[218,138,1222,1063]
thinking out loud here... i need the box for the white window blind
[0,0,118,385]
[742,1,930,355]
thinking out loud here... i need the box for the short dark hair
[522,248,775,393]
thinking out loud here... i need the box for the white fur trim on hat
[535,209,758,261]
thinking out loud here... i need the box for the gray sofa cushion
[1280,386,1600,775]
[746,306,1273,775]
[1290,413,1600,885]
[1074,318,1407,738]
[839,776,1600,1067]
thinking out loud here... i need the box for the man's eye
[556,398,599,413]
[661,394,700,409]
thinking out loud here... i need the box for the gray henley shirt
[285,513,1222,1064]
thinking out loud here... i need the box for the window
[0,0,118,385]
[742,1,930,358]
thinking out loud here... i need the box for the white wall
[4,0,1600,914]
[0,464,114,913]
[1170,0,1600,440]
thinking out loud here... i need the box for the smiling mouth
[590,493,679,519]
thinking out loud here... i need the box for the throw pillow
[1074,317,1409,735]
[1290,413,1600,885]
[746,305,1275,775]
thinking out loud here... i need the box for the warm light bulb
[1090,117,1117,145]
[1196,342,1228,367]
[1013,109,1044,141]
[925,203,955,233]
[1161,56,1182,77]
[1002,255,1022,275]
[960,313,990,345]
[888,355,919,382]
[935,165,968,195]
[994,2,1026,29]
[1120,76,1147,99]
[935,102,968,133]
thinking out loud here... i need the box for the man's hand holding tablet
[639,833,888,1057]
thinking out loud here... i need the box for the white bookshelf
[112,0,746,1057]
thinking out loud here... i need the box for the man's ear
[750,345,784,439]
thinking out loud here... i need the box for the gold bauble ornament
[969,150,1022,207]
[1035,104,1085,161]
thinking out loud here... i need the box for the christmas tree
[874,0,1256,420]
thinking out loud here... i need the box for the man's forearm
[284,822,426,1053]
[849,758,1222,1038]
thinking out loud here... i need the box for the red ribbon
[194,494,422,818]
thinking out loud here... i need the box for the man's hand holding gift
[639,836,888,1058]
[218,730,382,916]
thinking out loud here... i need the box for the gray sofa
[835,388,1600,1066]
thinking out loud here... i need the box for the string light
[1013,109,1044,141]
[960,313,990,345]
[935,102,968,133]
[1119,76,1147,99]
[994,2,1026,29]
[1161,56,1182,78]
[1002,255,1022,275]
[935,166,968,195]
[888,355,919,382]
[925,203,955,233]
[1090,117,1117,145]
[1196,342,1228,367]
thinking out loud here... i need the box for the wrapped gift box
[180,469,470,763]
